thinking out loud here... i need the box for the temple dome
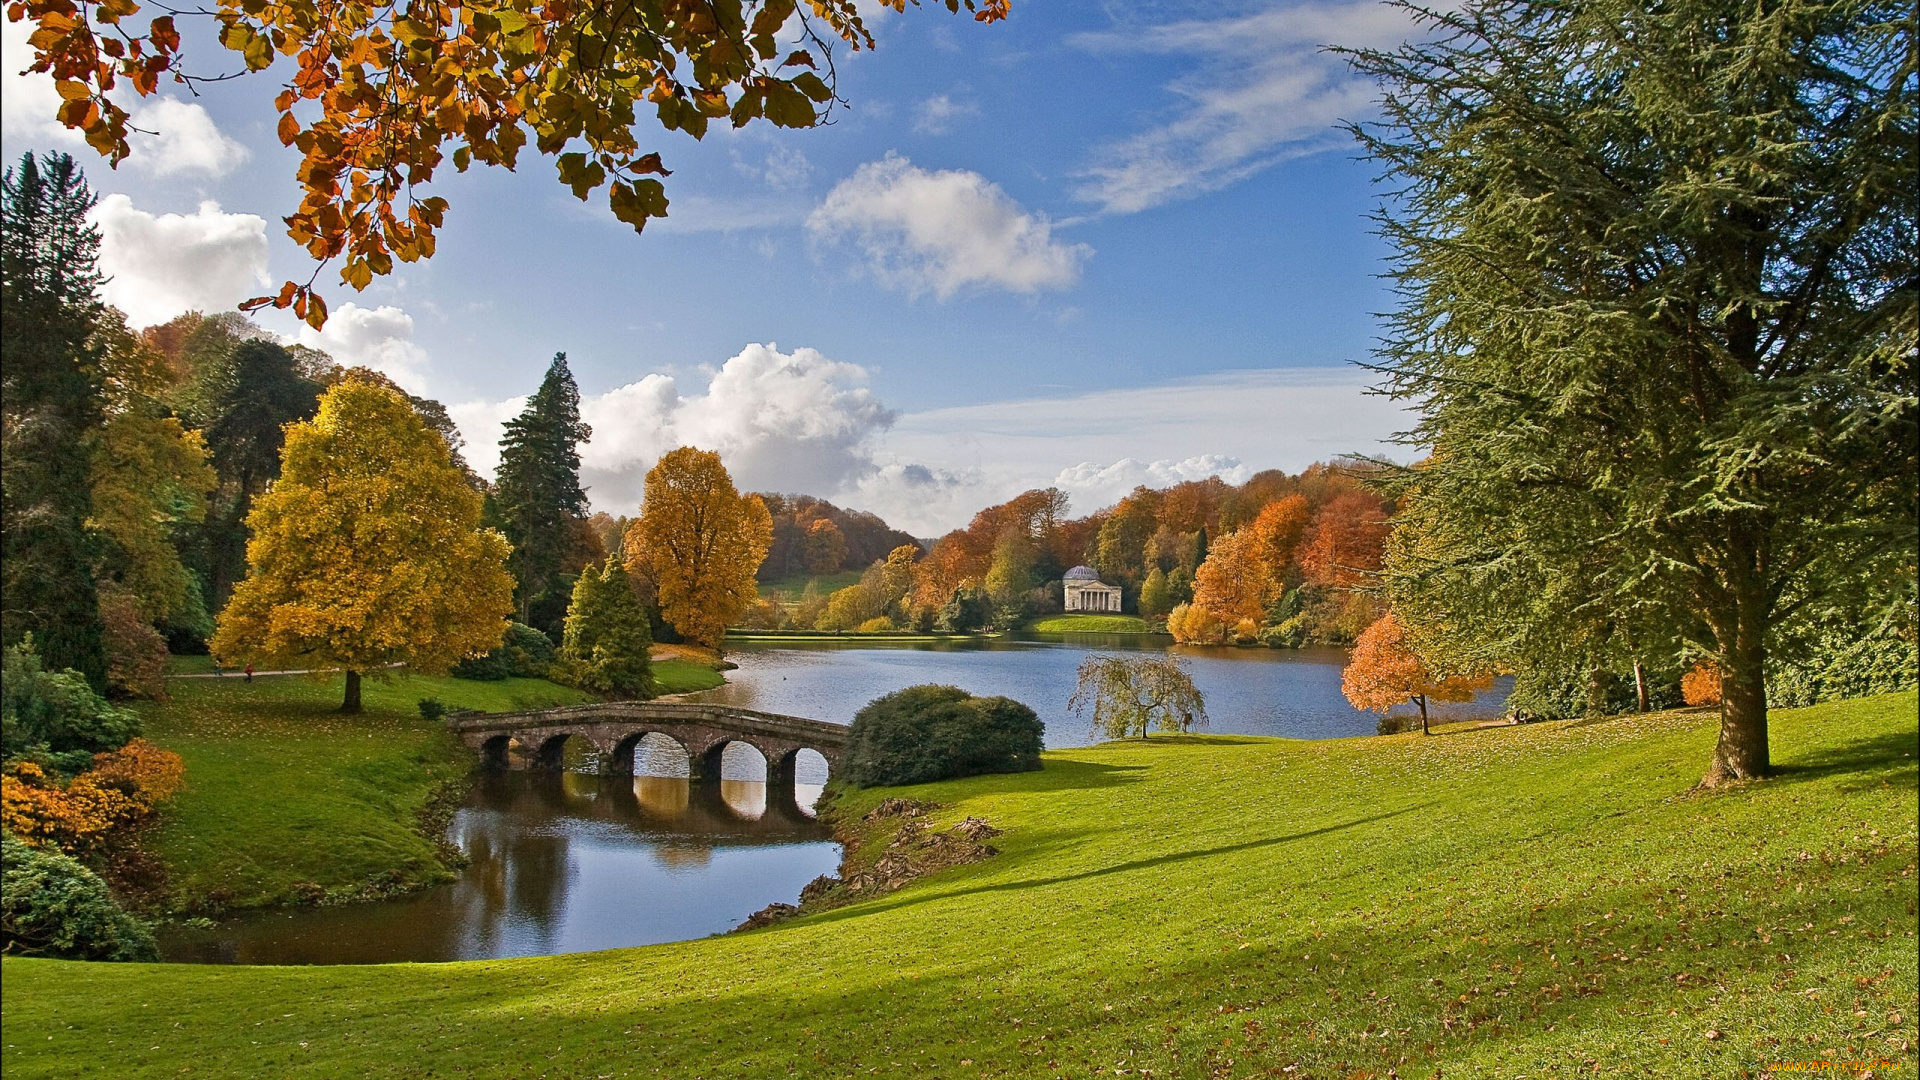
[1063,565,1100,582]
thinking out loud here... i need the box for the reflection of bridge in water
[448,702,849,806]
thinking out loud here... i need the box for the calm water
[159,770,838,965]
[692,635,1512,746]
[163,637,1506,964]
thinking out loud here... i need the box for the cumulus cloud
[90,195,271,328]
[912,94,979,135]
[3,19,248,178]
[1071,0,1437,214]
[297,304,432,393]
[808,154,1090,299]
[451,343,896,512]
[1053,455,1254,510]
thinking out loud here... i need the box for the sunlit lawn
[4,692,1913,1077]
[1027,613,1156,634]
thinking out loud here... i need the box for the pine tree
[495,353,592,634]
[554,561,655,698]
[0,153,108,689]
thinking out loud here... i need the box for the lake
[161,636,1507,964]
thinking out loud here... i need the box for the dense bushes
[2,641,141,772]
[451,621,556,680]
[0,833,158,961]
[842,685,1043,787]
[2,739,185,855]
[553,562,654,698]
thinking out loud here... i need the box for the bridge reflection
[517,769,827,832]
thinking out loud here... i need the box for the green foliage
[1359,0,1918,782]
[4,694,1912,1077]
[494,354,592,636]
[842,685,1044,787]
[1,152,107,689]
[1767,603,1919,708]
[1068,654,1209,739]
[933,586,989,634]
[1,640,139,764]
[554,562,654,699]
[1,834,157,962]
[1028,614,1152,634]
[1137,567,1172,619]
[452,622,557,681]
[416,698,447,721]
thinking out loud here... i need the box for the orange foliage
[1,739,186,855]
[1166,602,1228,645]
[1681,662,1724,707]
[1191,530,1272,628]
[1301,490,1392,588]
[1248,495,1312,581]
[1341,613,1491,724]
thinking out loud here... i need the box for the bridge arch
[613,730,692,778]
[534,732,605,771]
[700,737,771,784]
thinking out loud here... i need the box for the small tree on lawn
[1342,612,1491,736]
[1068,654,1208,740]
[210,377,514,712]
[554,561,655,699]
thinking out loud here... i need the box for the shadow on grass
[1771,728,1919,789]
[810,804,1429,926]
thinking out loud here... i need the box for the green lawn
[757,569,863,599]
[4,693,1915,1078]
[1027,613,1156,634]
[653,658,725,695]
[128,672,589,912]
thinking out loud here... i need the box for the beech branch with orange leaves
[7,0,1009,327]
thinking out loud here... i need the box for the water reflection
[692,638,1512,746]
[159,770,838,965]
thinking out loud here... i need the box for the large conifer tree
[0,153,108,688]
[1356,0,1917,783]
[495,353,592,634]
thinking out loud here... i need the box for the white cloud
[912,94,979,135]
[3,19,249,178]
[90,195,270,328]
[451,343,896,513]
[297,304,432,393]
[1053,455,1254,510]
[1070,0,1435,214]
[807,154,1089,299]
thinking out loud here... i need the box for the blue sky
[2,0,1423,534]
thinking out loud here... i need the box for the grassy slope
[131,673,589,911]
[652,658,724,695]
[758,570,863,599]
[1028,613,1155,634]
[5,694,1915,1078]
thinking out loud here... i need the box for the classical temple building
[1062,565,1123,613]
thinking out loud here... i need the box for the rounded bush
[1,834,158,962]
[453,622,556,681]
[842,685,1044,788]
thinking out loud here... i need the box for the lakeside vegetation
[5,692,1914,1076]
[1027,613,1155,635]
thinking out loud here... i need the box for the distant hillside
[754,494,920,583]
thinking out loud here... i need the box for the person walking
[244,663,254,683]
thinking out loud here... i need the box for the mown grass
[652,657,725,695]
[4,693,1914,1078]
[758,570,864,599]
[127,672,589,912]
[1028,613,1156,634]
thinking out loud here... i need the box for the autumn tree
[1138,567,1173,619]
[1355,0,1917,781]
[18,0,1008,327]
[210,377,514,712]
[625,448,771,649]
[1,153,108,688]
[1341,613,1492,736]
[985,527,1037,624]
[495,354,593,634]
[1299,490,1391,589]
[803,519,849,575]
[1248,495,1311,584]
[1068,655,1208,740]
[1190,529,1273,634]
[554,561,654,699]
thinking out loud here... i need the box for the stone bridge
[446,702,850,790]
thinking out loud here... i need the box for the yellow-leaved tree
[210,377,514,712]
[624,448,772,649]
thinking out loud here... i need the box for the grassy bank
[758,570,863,598]
[5,693,1914,1077]
[129,673,589,912]
[1027,613,1156,634]
[652,658,725,694]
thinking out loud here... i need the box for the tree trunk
[1418,694,1430,736]
[1702,571,1771,785]
[1633,660,1650,713]
[342,669,363,714]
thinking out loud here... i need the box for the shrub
[856,616,896,634]
[1681,662,1723,707]
[2,739,186,856]
[452,622,556,680]
[99,583,168,699]
[842,685,1044,787]
[1377,713,1424,735]
[1,641,141,763]
[417,698,447,721]
[553,562,654,698]
[0,833,158,961]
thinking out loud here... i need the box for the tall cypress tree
[0,153,108,689]
[495,353,592,634]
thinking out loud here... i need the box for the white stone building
[1062,565,1123,613]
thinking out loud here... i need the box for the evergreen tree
[1355,0,1917,783]
[495,353,592,634]
[0,153,107,689]
[554,561,655,698]
[1138,567,1172,619]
